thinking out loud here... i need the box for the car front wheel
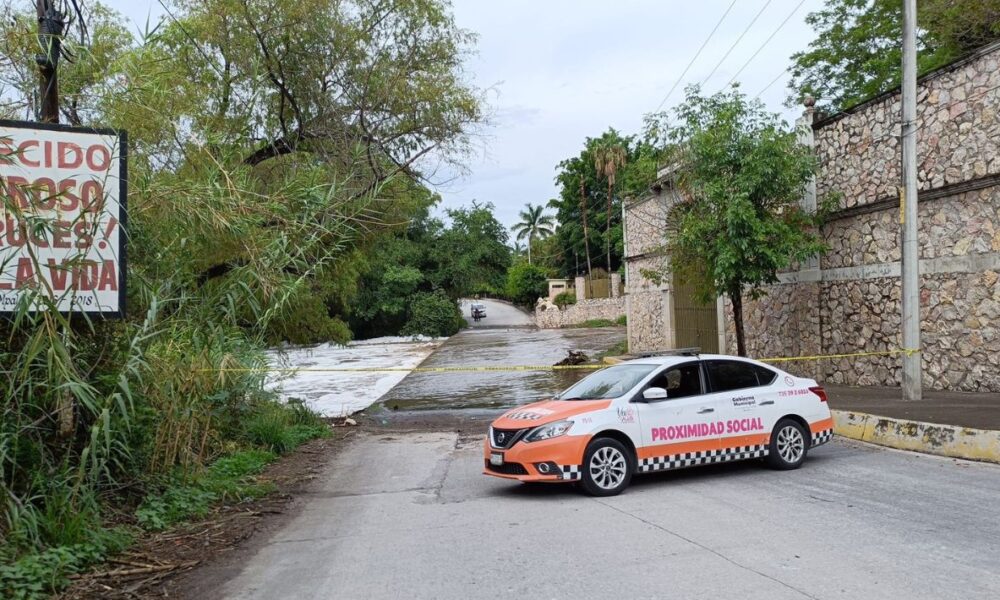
[580,437,633,496]
[766,418,809,470]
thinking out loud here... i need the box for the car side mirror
[642,387,668,401]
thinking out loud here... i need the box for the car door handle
[759,400,775,406]
[697,407,714,414]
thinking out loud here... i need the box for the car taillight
[809,386,828,402]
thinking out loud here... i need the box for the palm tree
[511,203,555,264]
[594,142,627,273]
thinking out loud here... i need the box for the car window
[647,362,703,399]
[558,364,658,400]
[705,360,765,393]
[753,365,777,386]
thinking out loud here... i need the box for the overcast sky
[104,0,826,230]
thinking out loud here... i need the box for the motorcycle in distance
[470,302,486,322]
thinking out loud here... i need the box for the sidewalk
[824,384,1000,463]
[826,384,1000,431]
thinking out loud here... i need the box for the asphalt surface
[460,297,535,328]
[825,384,1000,430]
[208,323,1000,599]
[217,432,1000,600]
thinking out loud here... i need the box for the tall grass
[0,148,374,597]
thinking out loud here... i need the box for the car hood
[492,399,611,429]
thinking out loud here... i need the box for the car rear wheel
[580,438,633,496]
[766,419,808,470]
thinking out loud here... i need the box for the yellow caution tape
[207,364,607,373]
[758,348,920,363]
[201,348,920,373]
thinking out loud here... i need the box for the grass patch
[0,527,132,600]
[135,449,277,531]
[563,317,626,329]
[596,340,629,361]
[0,400,332,599]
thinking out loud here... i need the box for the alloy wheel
[589,446,627,490]
[776,425,805,463]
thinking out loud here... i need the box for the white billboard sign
[0,120,126,317]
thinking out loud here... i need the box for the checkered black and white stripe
[560,465,581,481]
[811,428,833,447]
[637,445,769,473]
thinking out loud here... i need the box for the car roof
[616,353,777,368]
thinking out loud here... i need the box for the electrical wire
[653,0,738,113]
[701,0,773,87]
[725,0,808,88]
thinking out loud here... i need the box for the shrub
[615,314,627,326]
[505,262,548,306]
[401,291,464,337]
[553,291,576,308]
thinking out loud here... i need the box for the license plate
[490,453,504,466]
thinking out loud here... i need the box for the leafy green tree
[0,0,485,580]
[511,203,555,264]
[665,88,825,356]
[788,0,1000,111]
[401,291,464,337]
[429,202,512,298]
[505,261,549,306]
[593,141,627,272]
[551,129,658,279]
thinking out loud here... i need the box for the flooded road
[376,326,625,414]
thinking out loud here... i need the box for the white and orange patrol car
[483,353,833,496]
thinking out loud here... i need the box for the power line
[755,66,790,99]
[653,0,738,113]
[725,0,808,88]
[701,0,773,87]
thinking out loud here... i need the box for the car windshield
[557,364,658,400]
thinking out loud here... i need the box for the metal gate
[672,277,719,353]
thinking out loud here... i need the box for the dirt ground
[57,426,359,600]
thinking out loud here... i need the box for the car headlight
[523,420,573,443]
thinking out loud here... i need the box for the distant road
[460,297,534,328]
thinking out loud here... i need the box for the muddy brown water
[374,327,625,415]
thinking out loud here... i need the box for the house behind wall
[625,42,1000,392]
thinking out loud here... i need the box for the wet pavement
[375,326,625,416]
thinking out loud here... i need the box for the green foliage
[597,340,629,360]
[505,262,549,306]
[1,0,484,593]
[351,202,511,338]
[663,87,825,355]
[553,291,577,308]
[788,0,1000,111]
[565,318,624,329]
[0,527,132,600]
[511,203,556,264]
[401,291,464,337]
[615,314,627,326]
[429,203,512,298]
[241,401,330,454]
[551,129,659,278]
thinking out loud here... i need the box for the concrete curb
[831,409,1000,464]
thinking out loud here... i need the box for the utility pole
[900,0,922,400]
[36,0,65,123]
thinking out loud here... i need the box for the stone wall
[624,181,675,352]
[535,297,625,329]
[727,42,1000,392]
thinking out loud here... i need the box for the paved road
[217,432,1000,600]
[460,297,534,328]
[204,324,1000,600]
